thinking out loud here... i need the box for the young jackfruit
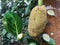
[28,5,47,37]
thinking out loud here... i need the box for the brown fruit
[28,5,47,37]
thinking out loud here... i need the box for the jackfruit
[28,5,47,37]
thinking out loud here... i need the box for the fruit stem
[38,0,43,6]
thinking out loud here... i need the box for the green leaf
[7,33,12,39]
[1,29,7,36]
[48,38,56,45]
[29,42,37,45]
[25,0,36,15]
[27,38,40,45]
[25,6,31,15]
[47,10,55,16]
[2,11,22,40]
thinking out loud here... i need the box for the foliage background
[0,0,38,45]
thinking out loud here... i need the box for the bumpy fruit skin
[28,5,47,37]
